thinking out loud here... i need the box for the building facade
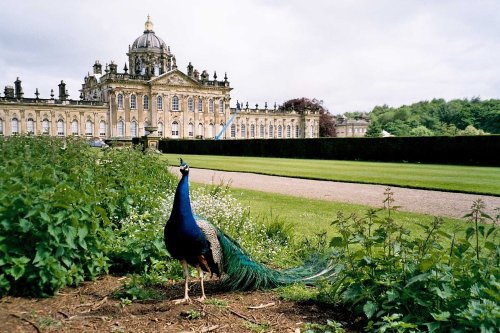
[0,17,319,140]
[333,116,369,137]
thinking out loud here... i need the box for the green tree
[365,120,382,137]
[409,125,434,136]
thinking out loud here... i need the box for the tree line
[366,98,500,137]
[281,97,500,137]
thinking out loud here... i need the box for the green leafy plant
[319,189,499,332]
[0,136,177,296]
[304,320,345,333]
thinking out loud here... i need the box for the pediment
[149,70,199,87]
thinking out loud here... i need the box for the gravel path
[182,168,500,219]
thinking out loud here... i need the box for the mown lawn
[213,186,473,238]
[163,153,500,195]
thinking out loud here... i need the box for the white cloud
[0,0,499,113]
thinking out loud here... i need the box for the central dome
[131,16,167,50]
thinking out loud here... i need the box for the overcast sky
[1,0,499,114]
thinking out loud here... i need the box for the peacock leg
[173,260,191,304]
[196,266,206,302]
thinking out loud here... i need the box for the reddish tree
[281,97,335,137]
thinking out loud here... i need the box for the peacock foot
[173,296,191,304]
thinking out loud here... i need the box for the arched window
[230,124,236,138]
[197,98,203,112]
[130,94,137,109]
[144,121,149,136]
[27,118,35,134]
[171,121,179,137]
[117,120,125,137]
[295,125,300,138]
[157,96,163,110]
[260,124,265,138]
[172,96,179,111]
[99,121,106,137]
[188,97,194,112]
[42,119,50,134]
[188,123,194,137]
[57,119,65,136]
[0,119,4,135]
[286,125,291,138]
[130,120,137,137]
[269,125,274,138]
[219,100,224,113]
[71,119,78,135]
[117,94,124,110]
[143,95,149,110]
[240,124,246,138]
[250,124,255,138]
[85,120,93,136]
[158,122,164,137]
[208,123,214,138]
[209,99,214,113]
[11,118,19,135]
[198,123,204,137]
[278,125,282,138]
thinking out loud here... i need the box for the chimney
[58,80,67,101]
[14,77,23,99]
[4,86,15,98]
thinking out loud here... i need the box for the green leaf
[363,301,378,319]
[431,311,450,321]
[330,236,344,248]
[406,272,430,287]
[419,259,435,272]
[19,219,31,233]
[40,211,51,223]
[64,226,77,249]
[484,241,497,252]
[465,227,475,240]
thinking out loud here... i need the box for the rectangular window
[130,95,137,109]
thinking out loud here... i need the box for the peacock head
[179,158,190,175]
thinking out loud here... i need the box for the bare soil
[0,275,362,333]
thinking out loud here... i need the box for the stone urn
[144,126,158,137]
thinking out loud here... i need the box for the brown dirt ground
[0,275,363,333]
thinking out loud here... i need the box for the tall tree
[281,97,335,137]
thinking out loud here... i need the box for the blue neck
[170,173,196,226]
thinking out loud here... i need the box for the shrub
[0,136,111,296]
[0,136,177,296]
[320,191,499,332]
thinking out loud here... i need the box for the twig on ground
[91,296,108,311]
[10,314,41,333]
[201,324,220,332]
[57,310,70,318]
[68,315,110,321]
[229,310,259,325]
[248,302,275,310]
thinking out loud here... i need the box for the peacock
[164,159,337,303]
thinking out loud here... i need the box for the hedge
[158,135,500,166]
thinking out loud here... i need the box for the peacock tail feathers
[217,229,339,291]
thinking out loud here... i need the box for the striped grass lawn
[219,186,473,239]
[162,153,500,196]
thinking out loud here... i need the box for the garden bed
[0,275,361,332]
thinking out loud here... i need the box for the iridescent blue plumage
[164,159,338,302]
